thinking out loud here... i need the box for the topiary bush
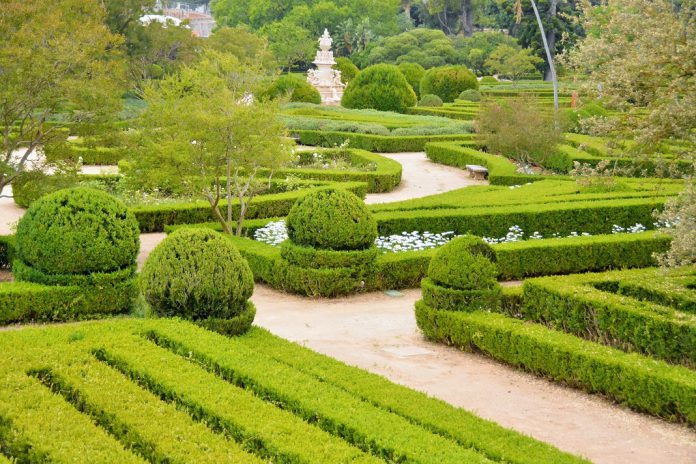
[342,64,417,113]
[286,188,378,251]
[15,187,140,276]
[421,235,501,312]
[418,94,443,107]
[140,228,255,335]
[420,65,478,103]
[397,62,426,97]
[335,57,359,84]
[458,89,481,102]
[265,74,321,104]
[479,76,498,84]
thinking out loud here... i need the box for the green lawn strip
[522,269,696,366]
[0,369,144,463]
[148,321,586,464]
[143,321,495,464]
[94,332,380,464]
[415,302,696,424]
[29,349,264,463]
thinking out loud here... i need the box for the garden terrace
[0,318,585,464]
[416,266,696,424]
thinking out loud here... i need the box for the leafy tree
[130,51,292,235]
[101,0,156,35]
[205,26,276,71]
[0,0,125,196]
[484,44,543,81]
[453,31,520,75]
[262,20,316,72]
[367,29,457,68]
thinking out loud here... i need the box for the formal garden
[0,0,695,463]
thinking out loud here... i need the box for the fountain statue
[307,29,345,106]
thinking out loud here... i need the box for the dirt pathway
[365,152,485,204]
[250,285,696,464]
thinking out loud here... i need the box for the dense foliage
[427,235,498,290]
[397,62,426,97]
[342,64,417,113]
[140,228,255,334]
[419,94,444,107]
[15,188,139,275]
[286,188,377,250]
[265,74,322,104]
[420,66,477,103]
[335,57,360,83]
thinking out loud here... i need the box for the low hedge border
[415,301,696,425]
[281,241,379,269]
[407,107,478,120]
[425,142,548,185]
[522,269,696,367]
[265,148,402,193]
[294,130,475,152]
[421,277,502,312]
[593,271,696,314]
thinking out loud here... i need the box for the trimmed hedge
[420,66,478,103]
[295,130,475,153]
[281,241,378,269]
[522,269,696,367]
[264,74,322,104]
[426,142,544,186]
[342,64,417,113]
[415,302,696,424]
[0,236,14,269]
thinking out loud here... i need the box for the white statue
[307,29,345,105]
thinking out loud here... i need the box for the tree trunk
[401,0,411,18]
[530,0,558,111]
[460,0,473,37]
[544,0,558,81]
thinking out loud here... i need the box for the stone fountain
[307,29,345,106]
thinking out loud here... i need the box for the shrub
[480,76,498,84]
[286,188,378,251]
[14,188,139,275]
[420,66,478,103]
[335,57,359,84]
[458,89,481,102]
[418,94,443,107]
[397,62,426,97]
[427,236,497,290]
[265,75,321,104]
[476,98,564,170]
[141,228,255,335]
[342,64,417,113]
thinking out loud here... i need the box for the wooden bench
[465,164,489,180]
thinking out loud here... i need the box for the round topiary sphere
[397,62,425,97]
[286,188,378,251]
[342,64,417,113]
[335,57,360,84]
[15,187,139,275]
[480,76,498,85]
[140,228,254,325]
[420,65,478,103]
[458,89,481,102]
[419,94,443,107]
[265,75,321,104]
[427,235,498,290]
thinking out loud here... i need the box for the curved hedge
[141,228,254,334]
[342,64,417,113]
[15,188,139,275]
[420,66,477,103]
[287,188,378,251]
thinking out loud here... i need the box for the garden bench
[465,164,488,180]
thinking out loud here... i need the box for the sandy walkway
[365,152,485,204]
[251,285,696,464]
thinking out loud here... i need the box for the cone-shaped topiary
[140,228,255,335]
[342,64,417,113]
[422,235,501,312]
[15,187,140,276]
[286,188,378,251]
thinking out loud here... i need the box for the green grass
[0,318,586,463]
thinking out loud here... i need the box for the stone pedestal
[307,29,345,106]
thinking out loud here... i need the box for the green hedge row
[294,129,475,152]
[265,148,402,193]
[415,302,696,424]
[522,269,696,367]
[373,197,664,238]
[132,181,367,233]
[147,321,586,464]
[425,142,546,185]
[407,107,478,120]
[225,231,669,293]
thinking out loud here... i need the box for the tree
[0,0,125,196]
[131,51,292,235]
[484,44,543,82]
[205,26,276,71]
[367,28,457,68]
[262,20,316,72]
